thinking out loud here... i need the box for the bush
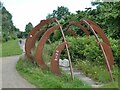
[43,36,119,65]
[65,36,119,65]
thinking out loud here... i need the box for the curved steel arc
[80,19,114,66]
[31,29,46,48]
[80,19,114,60]
[35,25,61,69]
[99,42,114,81]
[25,18,57,60]
[55,20,74,80]
[50,42,68,75]
[99,42,114,68]
[79,19,114,81]
[67,21,90,36]
[80,19,110,46]
[66,28,77,37]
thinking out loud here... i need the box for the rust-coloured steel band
[66,28,77,37]
[50,42,68,75]
[100,42,114,68]
[80,19,110,46]
[68,21,90,36]
[31,29,46,48]
[99,42,114,81]
[25,18,57,60]
[80,19,114,81]
[35,25,60,69]
[80,19,114,65]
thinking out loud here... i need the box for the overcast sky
[2,0,95,31]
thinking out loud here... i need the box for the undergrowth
[16,56,91,88]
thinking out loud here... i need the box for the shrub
[43,36,119,65]
[65,36,119,65]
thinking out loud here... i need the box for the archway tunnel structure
[25,18,114,81]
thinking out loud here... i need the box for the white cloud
[2,0,94,31]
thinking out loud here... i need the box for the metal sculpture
[80,19,110,46]
[35,23,74,79]
[25,18,57,60]
[50,42,68,75]
[25,18,74,80]
[35,25,60,69]
[25,18,114,81]
[55,20,74,80]
[66,18,114,81]
[80,19,114,81]
[66,28,77,37]
[31,29,47,48]
[68,21,90,36]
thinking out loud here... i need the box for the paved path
[1,39,102,88]
[61,67,103,88]
[2,39,36,88]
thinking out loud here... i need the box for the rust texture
[25,17,114,81]
[25,18,57,60]
[80,19,114,65]
[50,42,68,75]
[79,18,114,81]
[99,42,114,81]
[66,28,77,37]
[100,42,114,68]
[80,19,110,46]
[68,21,90,36]
[55,19,75,80]
[35,25,60,69]
[31,29,46,48]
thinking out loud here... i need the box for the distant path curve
[2,39,36,88]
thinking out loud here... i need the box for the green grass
[16,56,91,88]
[74,60,119,88]
[101,82,118,88]
[0,40,22,57]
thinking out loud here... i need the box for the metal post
[99,43,114,81]
[55,19,74,80]
[83,20,114,81]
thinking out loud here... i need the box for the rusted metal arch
[35,20,74,80]
[25,18,74,80]
[80,19,110,46]
[65,28,78,37]
[31,29,47,49]
[55,20,74,80]
[25,18,57,60]
[28,30,47,60]
[35,25,61,69]
[80,19,114,66]
[66,21,90,36]
[79,19,114,81]
[50,42,68,75]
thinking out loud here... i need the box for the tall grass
[16,56,91,88]
[74,60,119,88]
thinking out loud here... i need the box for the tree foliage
[90,1,120,39]
[46,2,120,40]
[1,4,21,42]
[24,22,33,38]
[46,6,70,20]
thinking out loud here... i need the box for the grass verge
[74,60,119,88]
[0,40,22,57]
[16,56,91,88]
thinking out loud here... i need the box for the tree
[2,6,19,42]
[46,6,70,20]
[90,1,120,39]
[25,22,33,37]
